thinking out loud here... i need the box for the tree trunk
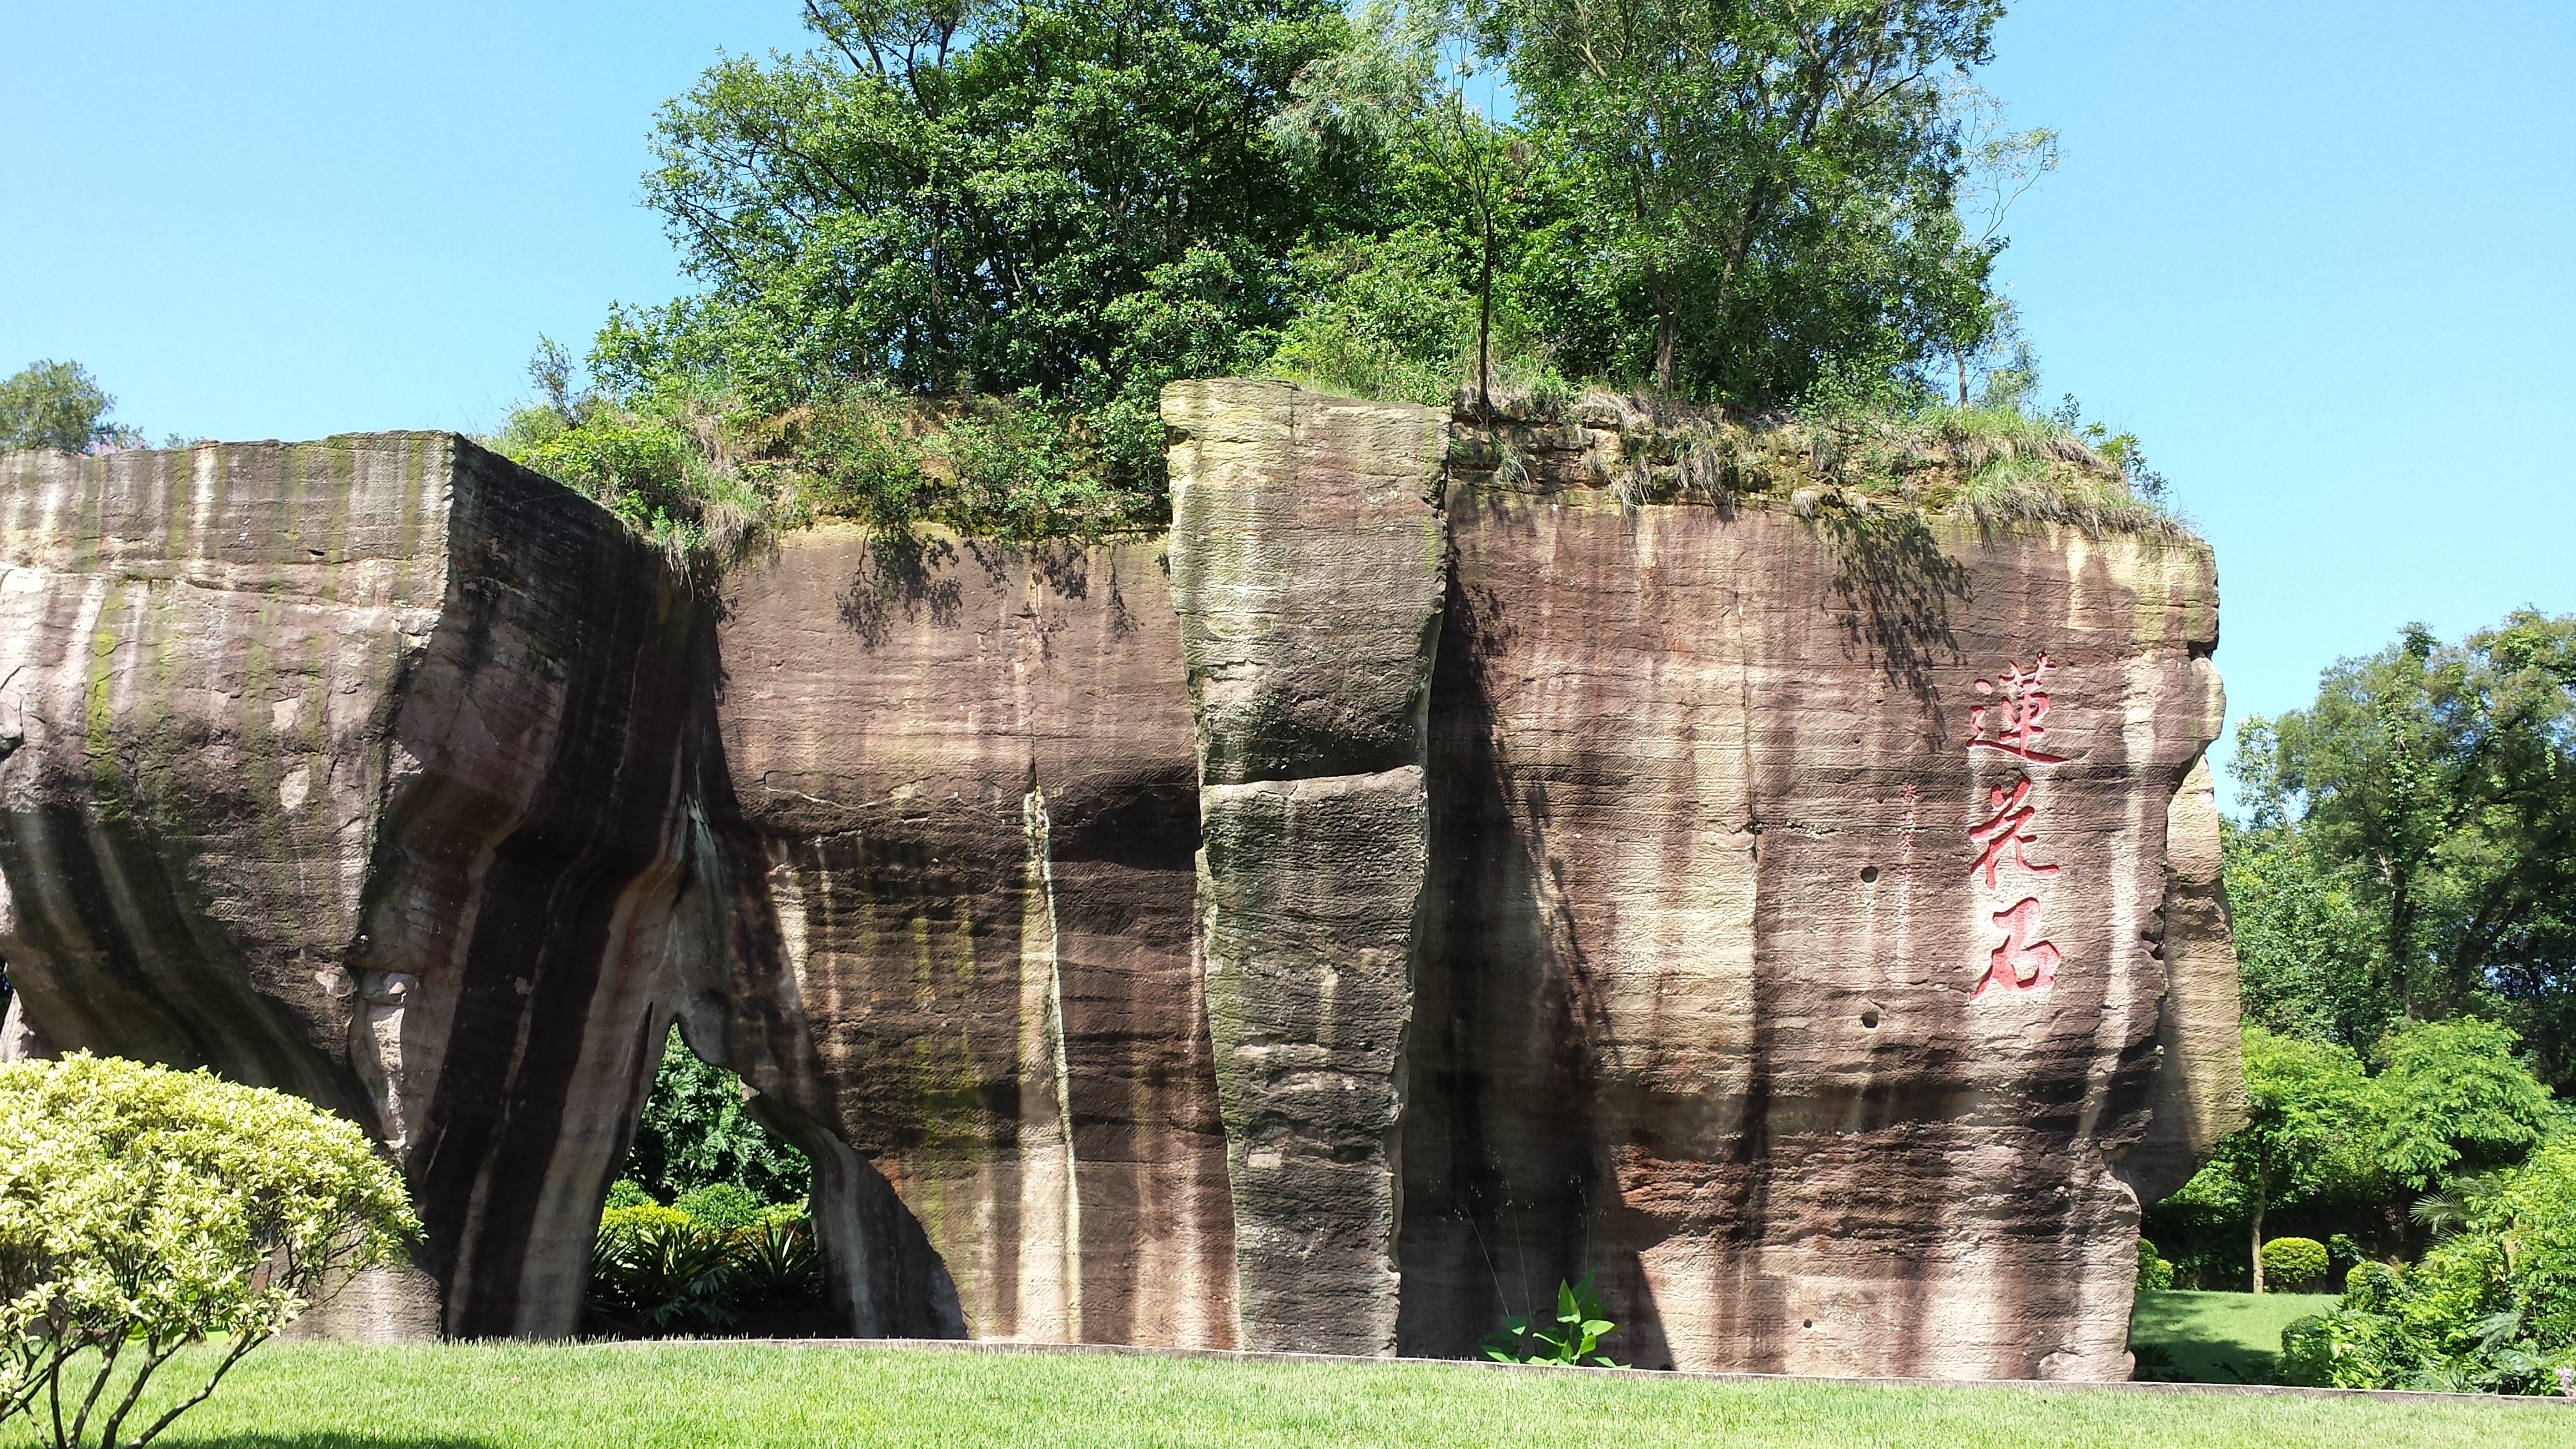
[1652,281,1677,394]
[1476,213,1494,416]
[2250,1150,2268,1293]
[1956,351,1969,407]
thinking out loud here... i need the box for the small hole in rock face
[1859,865,1880,884]
[1803,1319,1814,1329]
[1861,1008,1880,1029]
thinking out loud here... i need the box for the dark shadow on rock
[1817,509,1969,708]
[1398,565,1672,1370]
[1024,538,1090,601]
[837,534,962,647]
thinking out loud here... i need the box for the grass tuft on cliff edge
[486,349,2188,579]
[1450,382,2186,540]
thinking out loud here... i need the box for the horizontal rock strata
[0,435,699,1338]
[0,389,2240,1376]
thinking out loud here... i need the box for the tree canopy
[507,0,2078,549]
[1485,0,2009,401]
[2233,610,2576,1088]
[2152,610,2576,1360]
[0,361,140,456]
[605,0,1369,500]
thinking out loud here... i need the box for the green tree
[620,1026,810,1208]
[2237,610,2576,1089]
[2170,1026,2372,1292]
[2363,1018,2556,1193]
[0,361,140,455]
[1481,0,2010,402]
[0,1054,416,1449]
[613,0,1370,504]
[1271,0,1531,409]
[2224,819,2392,1048]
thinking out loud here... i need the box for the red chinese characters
[1983,897,2060,995]
[1966,653,2068,764]
[1966,653,2070,1000]
[1967,778,2060,890]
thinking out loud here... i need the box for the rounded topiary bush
[2261,1235,2330,1291]
[2136,1237,2176,1292]
[0,1052,416,1448]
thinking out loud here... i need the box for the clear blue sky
[4,2,2569,803]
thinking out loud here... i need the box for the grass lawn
[6,1342,2565,1449]
[2127,1290,2344,1384]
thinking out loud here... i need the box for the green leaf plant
[1481,1274,1624,1368]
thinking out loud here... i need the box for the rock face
[1166,381,1446,1354]
[1398,434,2234,1375]
[0,387,2240,1376]
[681,530,1234,1345]
[0,436,698,1339]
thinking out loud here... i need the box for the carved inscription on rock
[1965,653,2069,1001]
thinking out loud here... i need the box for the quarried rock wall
[1166,381,1446,1354]
[1392,424,2237,1375]
[0,436,700,1338]
[0,392,2240,1375]
[683,530,1236,1345]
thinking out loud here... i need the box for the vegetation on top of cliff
[0,359,145,455]
[494,0,2139,561]
[1451,352,2182,538]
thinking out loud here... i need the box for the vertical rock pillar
[1163,379,1447,1354]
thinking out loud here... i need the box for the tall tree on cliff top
[1482,0,2011,404]
[611,0,1372,486]
[2235,610,2576,1088]
[0,359,141,454]
[1270,1,1529,412]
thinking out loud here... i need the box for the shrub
[670,1183,763,1231]
[2136,1238,2176,1292]
[728,1221,826,1311]
[2261,1237,2330,1292]
[2281,1136,2576,1393]
[0,1053,416,1449]
[590,1212,736,1334]
[1481,1275,1622,1368]
[1261,228,1478,407]
[588,1199,826,1334]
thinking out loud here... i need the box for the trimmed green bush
[2261,1236,2329,1291]
[2136,1238,2176,1292]
[0,1053,416,1448]
[671,1183,763,1231]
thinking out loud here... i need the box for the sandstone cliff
[1400,400,2237,1375]
[0,436,697,1337]
[0,386,2240,1376]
